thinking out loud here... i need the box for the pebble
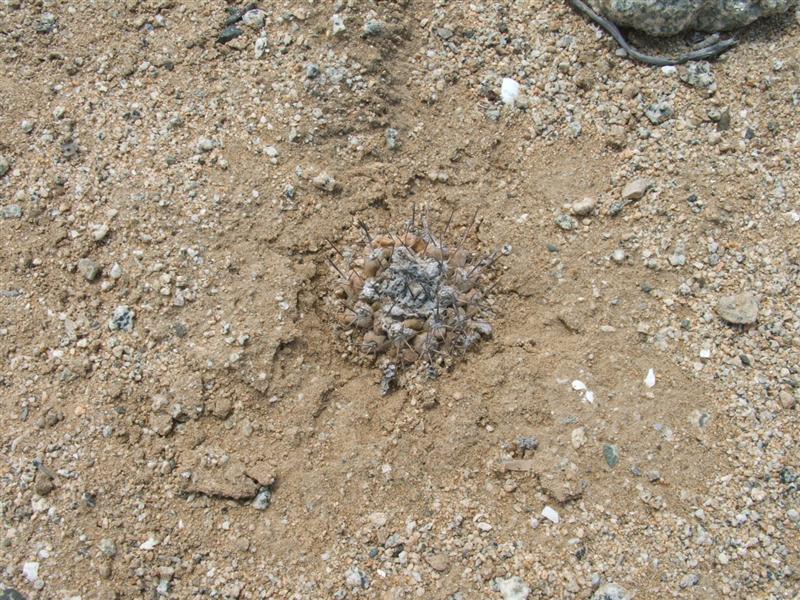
[571,196,596,216]
[386,127,399,150]
[344,567,368,588]
[252,487,272,510]
[591,583,632,600]
[494,576,531,600]
[241,9,266,29]
[20,120,34,133]
[22,562,39,583]
[312,172,338,192]
[645,101,673,125]
[622,178,650,200]
[99,538,117,558]
[555,214,577,231]
[716,292,759,324]
[108,305,135,332]
[0,156,9,176]
[611,248,626,263]
[500,78,521,105]
[77,258,100,281]
[1,589,26,600]
[362,19,385,36]
[196,137,217,153]
[217,26,243,44]
[2,205,22,219]
[109,263,122,279]
[254,32,268,59]
[603,444,620,468]
[331,14,346,35]
[571,427,586,449]
[541,505,560,523]
[91,223,109,241]
[425,553,449,572]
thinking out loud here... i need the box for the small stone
[109,305,134,332]
[679,574,700,589]
[110,263,123,279]
[363,19,385,36]
[611,248,626,264]
[77,258,100,281]
[34,473,55,496]
[305,63,320,79]
[252,487,272,510]
[603,444,620,468]
[241,9,266,28]
[99,538,117,558]
[92,224,110,241]
[716,292,759,325]
[680,62,716,92]
[1,588,26,600]
[2,205,22,219]
[571,427,586,449]
[622,179,650,200]
[217,26,243,44]
[331,14,346,35]
[196,137,217,153]
[22,562,39,583]
[344,567,368,589]
[312,172,338,193]
[645,101,673,125]
[787,508,799,522]
[494,576,531,600]
[149,412,173,436]
[21,120,34,133]
[571,197,596,216]
[541,505,559,523]
[0,155,9,177]
[779,390,796,409]
[386,127,399,150]
[717,109,731,131]
[426,553,449,572]
[254,32,268,59]
[591,583,632,600]
[555,214,577,231]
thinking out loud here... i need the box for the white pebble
[500,78,520,105]
[22,561,39,582]
[644,368,656,388]
[541,505,560,524]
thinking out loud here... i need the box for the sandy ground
[1,1,799,599]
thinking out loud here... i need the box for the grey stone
[217,26,243,44]
[587,0,797,36]
[571,196,596,216]
[591,583,632,600]
[2,205,22,219]
[0,155,9,176]
[312,172,338,192]
[99,538,117,558]
[344,567,369,589]
[603,444,620,468]
[555,214,577,231]
[109,305,135,332]
[386,128,399,150]
[680,62,716,92]
[645,101,673,125]
[622,178,651,200]
[305,63,320,79]
[252,487,272,510]
[493,576,531,600]
[363,19,386,36]
[1,588,26,600]
[78,258,100,281]
[241,9,266,28]
[716,292,759,324]
[611,248,626,263]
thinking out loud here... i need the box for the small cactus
[327,209,505,394]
